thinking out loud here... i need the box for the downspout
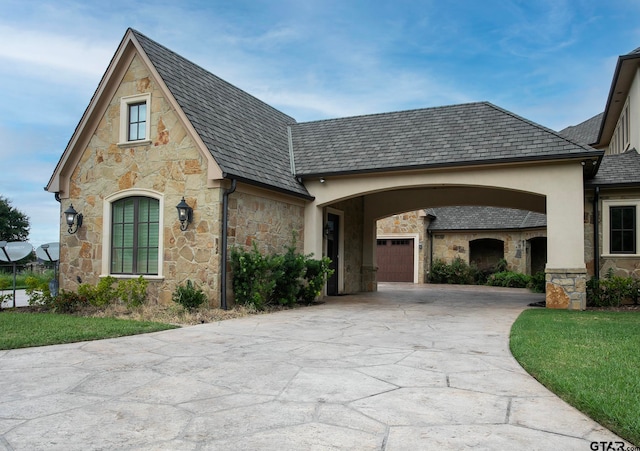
[220,178,237,310]
[593,186,600,280]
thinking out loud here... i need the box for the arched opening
[470,238,505,271]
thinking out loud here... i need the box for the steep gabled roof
[587,149,640,187]
[291,102,601,177]
[559,112,604,146]
[597,47,640,146]
[131,30,310,198]
[426,206,546,231]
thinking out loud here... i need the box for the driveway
[0,283,628,450]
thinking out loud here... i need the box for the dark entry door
[326,213,339,295]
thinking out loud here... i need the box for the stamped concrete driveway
[0,283,628,450]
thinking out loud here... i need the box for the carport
[290,102,602,310]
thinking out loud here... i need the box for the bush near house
[26,275,150,314]
[587,269,640,307]
[429,257,545,293]
[230,242,333,310]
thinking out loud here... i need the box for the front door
[326,213,339,295]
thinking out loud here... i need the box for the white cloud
[0,25,113,77]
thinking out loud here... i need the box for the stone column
[545,269,587,310]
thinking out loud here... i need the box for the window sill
[100,274,164,281]
[117,139,152,148]
[601,254,640,258]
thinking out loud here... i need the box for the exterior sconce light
[176,197,193,231]
[64,204,83,234]
[324,222,331,236]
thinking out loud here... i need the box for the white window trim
[118,93,152,146]
[376,233,420,283]
[101,188,164,279]
[602,199,640,257]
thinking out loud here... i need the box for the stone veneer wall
[225,189,306,303]
[60,54,223,306]
[428,229,546,275]
[330,197,364,293]
[546,269,587,310]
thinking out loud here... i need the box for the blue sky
[1,0,639,247]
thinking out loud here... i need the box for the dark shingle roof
[426,206,546,231]
[559,112,604,145]
[131,30,310,198]
[588,149,640,186]
[291,102,600,176]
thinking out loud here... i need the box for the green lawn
[0,312,178,349]
[510,309,640,445]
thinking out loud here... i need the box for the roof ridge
[294,101,491,126]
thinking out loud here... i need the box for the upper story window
[128,102,147,141]
[119,93,151,145]
[609,98,630,155]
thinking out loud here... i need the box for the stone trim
[545,268,587,310]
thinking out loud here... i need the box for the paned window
[128,102,147,141]
[111,197,159,274]
[610,206,636,254]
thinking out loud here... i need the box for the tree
[0,196,30,242]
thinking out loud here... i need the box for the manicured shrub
[115,276,149,308]
[486,271,531,288]
[429,257,476,285]
[230,240,333,310]
[528,271,546,293]
[50,290,89,313]
[587,269,640,307]
[78,276,117,307]
[172,280,207,311]
[299,257,333,303]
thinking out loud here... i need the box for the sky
[1,0,639,249]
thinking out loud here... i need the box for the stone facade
[376,210,546,283]
[546,269,587,310]
[60,55,304,308]
[429,230,546,275]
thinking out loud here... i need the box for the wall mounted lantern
[64,204,83,234]
[176,197,193,231]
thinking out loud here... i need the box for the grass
[510,309,640,445]
[0,311,178,349]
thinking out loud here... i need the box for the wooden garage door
[376,239,414,282]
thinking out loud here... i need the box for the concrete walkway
[0,283,629,450]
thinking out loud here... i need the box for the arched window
[111,196,160,275]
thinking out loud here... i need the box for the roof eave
[596,52,640,146]
[296,151,604,179]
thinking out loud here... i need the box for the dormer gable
[46,29,223,198]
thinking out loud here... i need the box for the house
[562,47,640,279]
[47,29,605,309]
[376,206,546,283]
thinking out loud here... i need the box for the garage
[376,238,415,282]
